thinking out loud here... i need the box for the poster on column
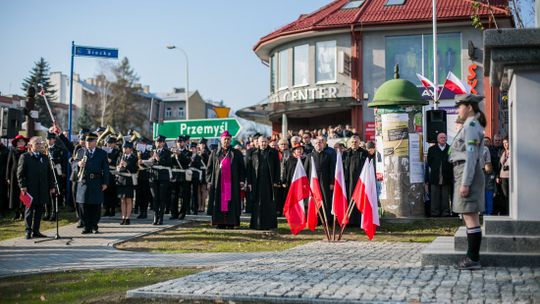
[375,135,384,181]
[409,133,425,184]
[381,113,409,157]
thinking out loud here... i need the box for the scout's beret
[46,132,56,139]
[155,135,167,142]
[122,141,133,149]
[86,132,98,142]
[220,130,232,138]
[455,94,484,106]
[11,134,28,146]
[106,135,117,144]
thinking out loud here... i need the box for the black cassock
[344,147,368,226]
[248,148,280,230]
[304,147,336,224]
[206,147,245,228]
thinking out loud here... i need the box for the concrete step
[484,216,540,235]
[454,227,540,253]
[421,237,540,267]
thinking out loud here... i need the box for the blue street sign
[75,45,118,59]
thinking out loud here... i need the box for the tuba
[129,130,142,143]
[97,125,113,147]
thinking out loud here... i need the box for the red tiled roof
[254,0,510,52]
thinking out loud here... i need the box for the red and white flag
[283,159,309,235]
[39,88,45,96]
[442,71,471,95]
[416,73,436,96]
[352,159,379,240]
[331,151,348,227]
[307,156,324,231]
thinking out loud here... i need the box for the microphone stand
[35,146,73,245]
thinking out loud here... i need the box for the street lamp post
[166,45,190,120]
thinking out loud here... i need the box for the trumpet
[77,155,88,182]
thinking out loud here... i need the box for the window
[342,0,365,9]
[316,41,337,83]
[293,44,309,86]
[385,33,461,85]
[270,55,277,93]
[165,107,172,118]
[178,106,184,118]
[385,0,406,6]
[278,49,288,90]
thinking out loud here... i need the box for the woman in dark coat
[6,135,28,219]
[116,142,138,225]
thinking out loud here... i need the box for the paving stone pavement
[128,241,540,304]
[0,213,269,278]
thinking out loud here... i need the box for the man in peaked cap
[149,135,172,225]
[45,132,68,219]
[103,135,120,217]
[76,132,110,234]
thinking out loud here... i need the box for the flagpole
[338,200,357,241]
[319,200,331,241]
[432,0,439,109]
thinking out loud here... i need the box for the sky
[0,0,329,112]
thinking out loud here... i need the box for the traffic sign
[75,45,119,59]
[153,118,243,140]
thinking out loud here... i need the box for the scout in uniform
[76,133,110,234]
[45,132,68,220]
[449,94,487,270]
[135,139,153,219]
[103,135,120,217]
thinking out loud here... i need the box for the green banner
[153,118,242,140]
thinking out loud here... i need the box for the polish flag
[416,73,436,94]
[283,158,309,235]
[331,151,348,227]
[38,88,45,96]
[307,157,324,231]
[352,159,379,240]
[442,71,471,95]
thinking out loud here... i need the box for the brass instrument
[129,130,142,143]
[77,155,88,182]
[97,125,115,146]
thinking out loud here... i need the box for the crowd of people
[0,122,378,237]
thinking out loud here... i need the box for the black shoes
[178,213,186,220]
[81,229,92,234]
[125,219,130,225]
[32,232,47,238]
[25,233,31,239]
[120,219,130,225]
[76,222,84,228]
[456,257,481,270]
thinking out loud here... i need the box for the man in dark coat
[344,135,368,226]
[247,136,280,230]
[206,130,245,228]
[76,133,110,234]
[136,139,153,219]
[0,141,10,217]
[6,135,28,220]
[170,135,189,220]
[103,136,120,217]
[149,135,172,225]
[17,136,55,239]
[187,142,204,215]
[276,139,291,217]
[304,136,336,224]
[45,132,68,221]
[426,132,453,217]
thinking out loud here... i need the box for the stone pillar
[281,113,288,137]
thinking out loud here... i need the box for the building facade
[239,0,513,140]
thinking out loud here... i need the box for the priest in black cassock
[247,136,280,230]
[344,134,368,226]
[206,130,246,229]
[304,136,336,224]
